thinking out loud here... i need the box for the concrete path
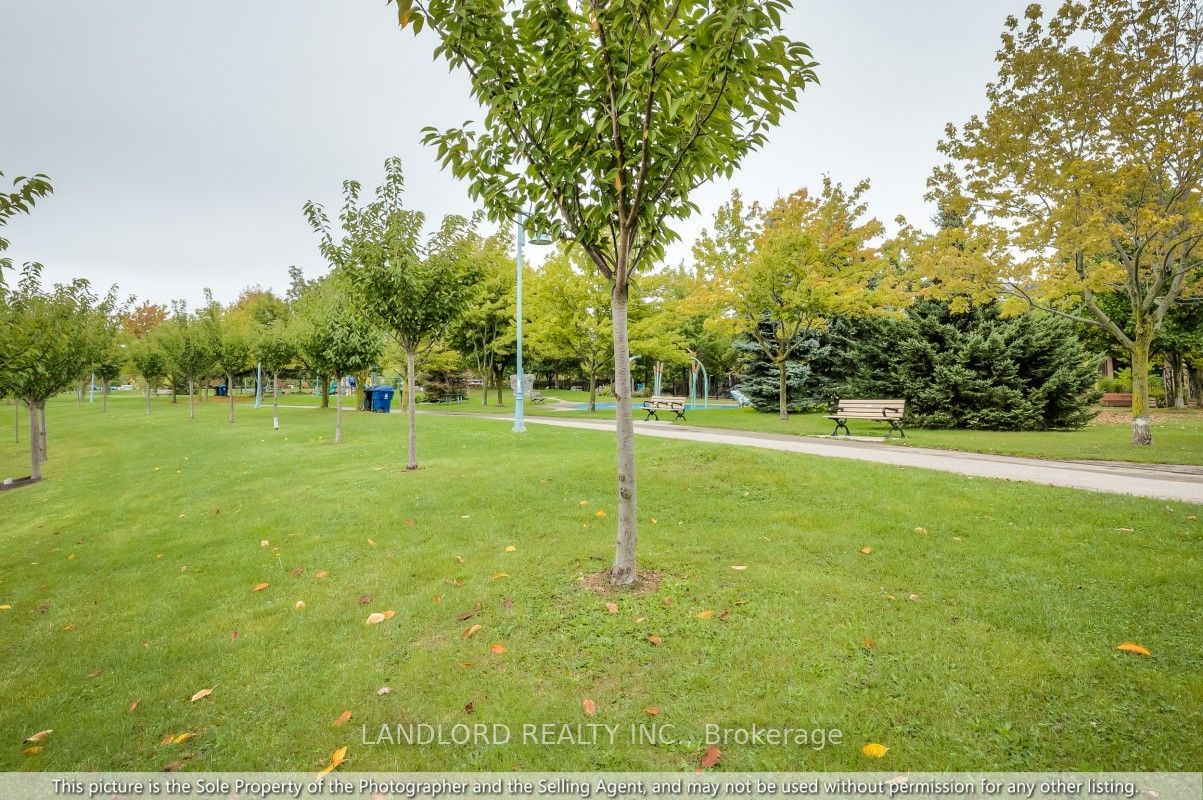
[438,412,1203,504]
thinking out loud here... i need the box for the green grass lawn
[1,396,1200,772]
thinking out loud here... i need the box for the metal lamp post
[513,212,551,433]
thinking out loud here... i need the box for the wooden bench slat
[828,398,907,438]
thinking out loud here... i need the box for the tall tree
[216,324,251,424]
[129,337,167,415]
[920,0,1203,445]
[0,265,92,481]
[448,232,516,406]
[395,0,817,585]
[157,303,217,419]
[528,248,613,411]
[305,158,477,469]
[725,180,903,420]
[254,321,297,431]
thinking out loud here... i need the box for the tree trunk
[1193,365,1203,408]
[171,383,177,404]
[38,401,47,462]
[1130,332,1154,446]
[335,376,343,444]
[481,353,491,406]
[28,402,41,481]
[145,382,152,415]
[609,280,638,587]
[272,371,280,430]
[227,373,235,423]
[1171,354,1186,408]
[589,370,598,413]
[14,401,19,444]
[496,372,503,406]
[405,349,418,470]
[102,381,109,412]
[320,372,330,409]
[777,358,789,421]
[188,377,196,419]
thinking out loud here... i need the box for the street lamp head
[528,231,553,246]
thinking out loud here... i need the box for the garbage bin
[361,387,377,412]
[372,386,395,413]
[215,384,228,397]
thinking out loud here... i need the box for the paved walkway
[437,412,1203,504]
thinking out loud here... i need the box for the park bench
[641,395,688,422]
[530,391,546,404]
[827,398,907,439]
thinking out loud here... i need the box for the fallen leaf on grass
[731,565,747,571]
[21,746,41,756]
[595,510,607,517]
[315,570,328,578]
[230,631,239,641]
[634,616,646,623]
[87,670,102,679]
[914,527,928,535]
[190,688,212,702]
[696,610,714,619]
[697,744,721,771]
[1117,642,1151,657]
[129,699,140,714]
[859,547,873,554]
[444,578,464,587]
[863,638,875,650]
[62,624,76,632]
[365,613,386,625]
[605,602,619,614]
[253,582,269,592]
[405,518,415,527]
[501,598,513,609]
[582,698,596,717]
[24,730,52,744]
[1187,515,1197,521]
[333,710,352,727]
[260,540,269,548]
[454,555,465,564]
[289,567,303,577]
[491,572,509,580]
[579,500,589,506]
[719,610,730,621]
[432,595,441,604]
[0,605,10,610]
[662,597,674,606]
[376,687,391,695]
[295,600,305,610]
[367,538,376,546]
[505,546,516,552]
[861,742,889,758]
[457,605,480,622]
[644,705,660,716]
[359,594,373,605]
[317,745,348,777]
[382,610,396,620]
[490,643,507,654]
[647,635,662,646]
[464,701,474,714]
[172,732,197,745]
[462,624,482,639]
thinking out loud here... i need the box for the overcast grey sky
[0,1,1025,307]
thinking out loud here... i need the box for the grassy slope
[0,397,1200,772]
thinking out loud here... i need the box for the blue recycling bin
[215,384,228,397]
[371,386,395,413]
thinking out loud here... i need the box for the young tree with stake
[391,0,817,585]
[255,322,297,431]
[129,338,166,415]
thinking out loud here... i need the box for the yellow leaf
[579,500,589,506]
[21,746,41,756]
[365,612,385,625]
[253,582,269,592]
[634,616,646,623]
[859,546,872,554]
[317,745,348,777]
[505,545,516,552]
[731,565,747,571]
[314,570,328,578]
[651,517,657,524]
[367,538,376,546]
[24,730,52,743]
[696,610,714,619]
[295,600,305,610]
[647,635,662,646]
[644,705,660,716]
[454,555,465,564]
[190,688,212,702]
[68,553,75,561]
[128,699,140,713]
[1117,642,1151,657]
[491,572,509,580]
[914,527,928,535]
[490,642,507,654]
[333,710,352,727]
[382,610,396,620]
[595,510,606,517]
[431,594,441,604]
[62,624,76,632]
[462,623,482,638]
[0,605,10,610]
[861,742,889,758]
[260,539,269,548]
[605,602,619,614]
[172,732,197,745]
[582,698,596,716]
